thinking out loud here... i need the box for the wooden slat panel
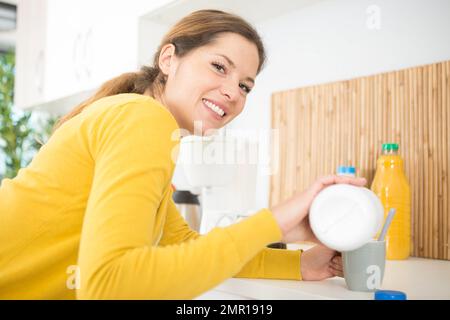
[270,60,450,260]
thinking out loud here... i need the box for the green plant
[0,51,57,180]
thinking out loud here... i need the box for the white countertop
[198,245,450,300]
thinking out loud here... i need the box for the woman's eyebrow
[215,53,255,85]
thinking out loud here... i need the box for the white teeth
[203,99,225,117]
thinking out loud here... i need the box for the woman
[0,10,366,299]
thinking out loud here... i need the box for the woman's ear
[158,43,176,76]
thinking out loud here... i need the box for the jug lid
[374,290,407,300]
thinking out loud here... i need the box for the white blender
[174,133,259,234]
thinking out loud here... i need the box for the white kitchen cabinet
[15,0,94,110]
[14,0,171,113]
[14,0,48,110]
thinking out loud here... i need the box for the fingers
[335,175,367,187]
[329,265,344,278]
[325,174,367,187]
[331,256,342,267]
[309,175,367,196]
[329,255,344,278]
[308,175,337,196]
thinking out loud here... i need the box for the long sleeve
[76,98,283,299]
[159,197,303,280]
[157,198,201,246]
[233,248,303,280]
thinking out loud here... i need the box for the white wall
[227,0,450,210]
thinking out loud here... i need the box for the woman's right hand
[270,175,367,244]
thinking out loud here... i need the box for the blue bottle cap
[337,166,347,175]
[374,290,407,300]
[346,166,356,175]
[336,166,356,176]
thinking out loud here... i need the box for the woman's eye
[212,62,226,73]
[211,62,251,94]
[240,83,251,94]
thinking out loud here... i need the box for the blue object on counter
[374,290,407,300]
[337,166,356,176]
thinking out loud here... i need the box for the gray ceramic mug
[342,240,386,292]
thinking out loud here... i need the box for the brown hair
[53,9,266,131]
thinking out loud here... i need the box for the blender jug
[173,190,201,232]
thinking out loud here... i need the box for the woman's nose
[220,78,239,101]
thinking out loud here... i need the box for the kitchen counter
[197,253,450,300]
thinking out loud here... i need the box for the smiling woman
[0,9,354,300]
[151,31,260,134]
[53,9,265,136]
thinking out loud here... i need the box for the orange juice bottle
[371,143,411,260]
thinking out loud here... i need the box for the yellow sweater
[0,93,302,299]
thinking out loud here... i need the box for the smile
[202,98,226,118]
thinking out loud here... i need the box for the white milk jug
[309,184,384,252]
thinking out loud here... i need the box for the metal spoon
[378,208,396,242]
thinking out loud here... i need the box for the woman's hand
[300,245,343,281]
[270,175,367,243]
[282,217,319,245]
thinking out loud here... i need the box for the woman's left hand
[281,217,320,245]
[300,245,343,281]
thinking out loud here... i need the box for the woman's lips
[202,100,224,122]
